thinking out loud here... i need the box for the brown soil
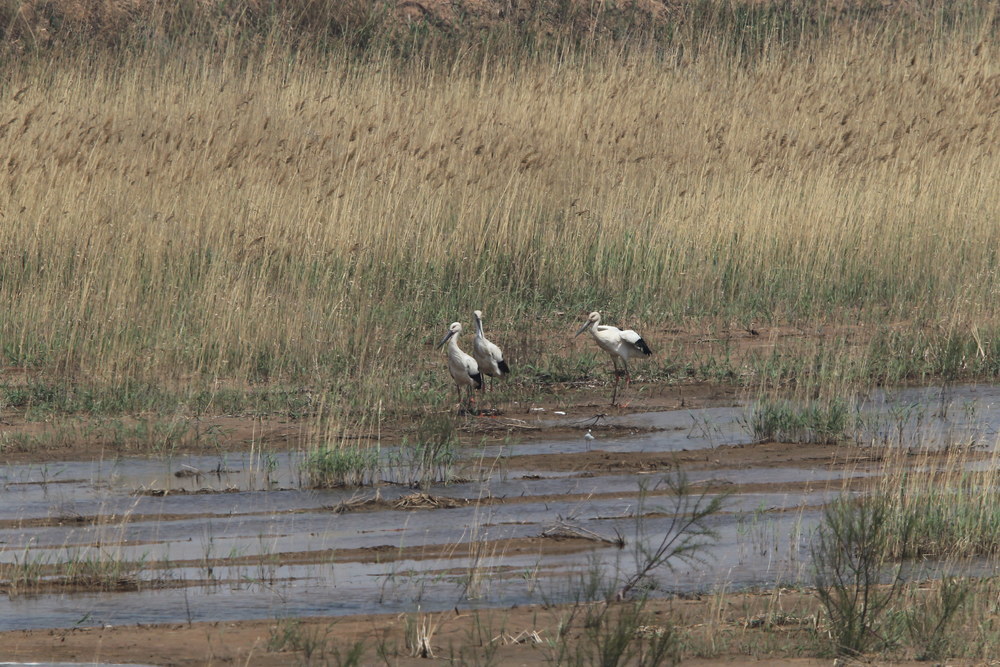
[0,322,852,464]
[0,589,944,666]
[0,381,736,464]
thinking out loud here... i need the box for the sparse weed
[387,412,460,487]
[449,610,505,666]
[543,565,682,666]
[0,545,147,595]
[876,467,1000,560]
[267,617,364,665]
[902,576,972,661]
[580,598,681,667]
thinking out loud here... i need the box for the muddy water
[856,383,1000,449]
[0,499,826,631]
[0,386,996,631]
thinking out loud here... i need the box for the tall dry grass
[0,3,997,420]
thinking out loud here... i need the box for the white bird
[584,429,595,442]
[436,322,483,413]
[472,310,510,391]
[575,311,652,405]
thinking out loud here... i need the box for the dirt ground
[0,588,945,666]
[0,321,864,465]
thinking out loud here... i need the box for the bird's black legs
[453,385,486,416]
[610,358,621,406]
[456,386,475,415]
[479,377,499,416]
[609,359,632,407]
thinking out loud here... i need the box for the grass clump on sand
[747,398,850,444]
[303,444,381,488]
[302,412,462,488]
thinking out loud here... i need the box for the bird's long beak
[436,331,455,349]
[575,320,592,337]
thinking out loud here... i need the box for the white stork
[472,310,510,391]
[575,311,652,405]
[436,322,483,412]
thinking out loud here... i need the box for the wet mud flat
[0,383,998,663]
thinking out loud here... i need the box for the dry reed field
[0,1,997,422]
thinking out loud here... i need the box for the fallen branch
[542,521,624,547]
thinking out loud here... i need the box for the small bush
[812,496,915,656]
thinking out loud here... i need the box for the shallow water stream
[0,384,998,631]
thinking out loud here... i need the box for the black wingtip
[472,372,484,390]
[636,338,652,356]
[498,359,510,375]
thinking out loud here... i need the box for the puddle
[501,405,752,457]
[0,384,997,631]
[856,384,1000,450]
